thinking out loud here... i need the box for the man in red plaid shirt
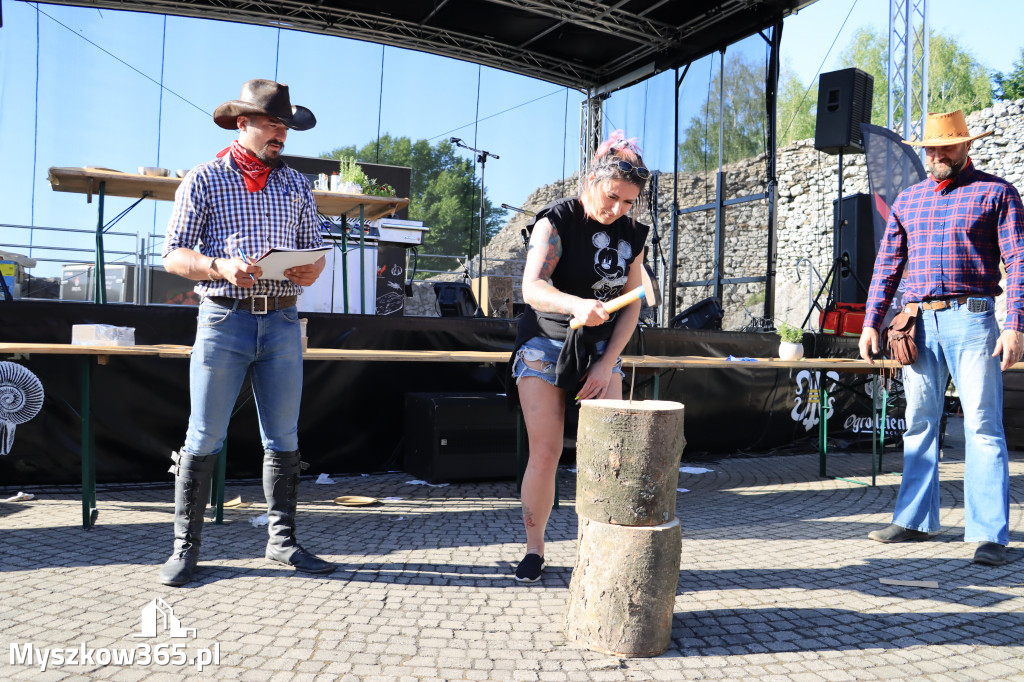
[860,110,1024,567]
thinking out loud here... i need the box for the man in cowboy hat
[160,79,332,586]
[859,110,1024,566]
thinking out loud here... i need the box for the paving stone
[2,437,1022,680]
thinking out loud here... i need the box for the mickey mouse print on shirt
[591,231,633,301]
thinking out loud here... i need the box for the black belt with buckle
[207,295,298,314]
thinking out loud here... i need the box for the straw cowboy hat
[905,110,992,147]
[213,79,316,131]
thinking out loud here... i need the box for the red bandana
[217,140,272,192]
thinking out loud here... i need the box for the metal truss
[888,0,928,143]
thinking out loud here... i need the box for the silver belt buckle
[251,295,269,315]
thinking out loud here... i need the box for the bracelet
[208,257,221,280]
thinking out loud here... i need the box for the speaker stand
[801,151,847,329]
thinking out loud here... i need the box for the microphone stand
[451,137,499,317]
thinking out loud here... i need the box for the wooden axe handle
[569,285,645,330]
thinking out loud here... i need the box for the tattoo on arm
[524,221,578,314]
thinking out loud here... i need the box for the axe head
[638,250,662,308]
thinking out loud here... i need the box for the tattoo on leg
[523,505,537,528]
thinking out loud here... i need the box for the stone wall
[407,100,1024,326]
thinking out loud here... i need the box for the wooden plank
[47,167,409,222]
[879,578,940,589]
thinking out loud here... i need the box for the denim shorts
[512,335,624,387]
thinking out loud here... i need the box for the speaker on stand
[834,193,875,304]
[803,68,875,329]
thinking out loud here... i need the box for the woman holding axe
[510,130,651,583]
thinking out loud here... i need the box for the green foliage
[994,48,1024,100]
[678,53,767,172]
[837,27,890,128]
[835,27,992,125]
[776,27,995,148]
[776,321,804,343]
[338,156,369,186]
[926,33,992,113]
[322,135,505,274]
[777,71,817,146]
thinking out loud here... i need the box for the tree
[321,134,505,276]
[836,27,992,126]
[994,48,1024,100]
[777,71,817,146]
[678,52,767,172]
[837,27,889,127]
[926,33,993,113]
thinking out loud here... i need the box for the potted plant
[776,321,805,360]
[338,156,369,194]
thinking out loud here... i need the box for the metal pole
[764,21,782,322]
[476,152,486,317]
[94,181,107,305]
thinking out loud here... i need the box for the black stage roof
[33,0,818,92]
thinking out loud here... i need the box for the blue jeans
[893,296,1009,545]
[511,336,624,387]
[182,298,303,456]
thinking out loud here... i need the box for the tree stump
[564,516,682,656]
[574,399,686,526]
[566,399,686,658]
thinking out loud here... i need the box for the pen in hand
[236,248,257,282]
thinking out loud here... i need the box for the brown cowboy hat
[904,109,992,147]
[213,79,316,131]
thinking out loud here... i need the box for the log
[575,399,686,526]
[564,516,681,657]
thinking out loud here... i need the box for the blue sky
[2,0,1022,279]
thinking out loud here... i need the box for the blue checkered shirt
[163,154,324,299]
[865,161,1024,332]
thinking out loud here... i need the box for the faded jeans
[182,298,303,457]
[893,296,1010,545]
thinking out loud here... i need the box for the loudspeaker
[814,68,874,155]
[834,193,875,304]
[432,282,477,317]
[669,297,724,330]
[403,392,517,483]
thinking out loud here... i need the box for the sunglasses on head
[613,159,650,180]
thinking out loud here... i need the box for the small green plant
[362,181,397,197]
[776,321,804,343]
[338,156,370,187]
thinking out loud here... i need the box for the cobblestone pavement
[2,420,1023,681]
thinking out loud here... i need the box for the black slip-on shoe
[514,553,545,583]
[972,542,1008,566]
[868,524,930,543]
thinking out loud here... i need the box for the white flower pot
[778,341,804,361]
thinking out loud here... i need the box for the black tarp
[0,301,894,486]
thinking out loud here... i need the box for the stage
[1,300,880,486]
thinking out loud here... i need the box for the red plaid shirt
[865,160,1024,332]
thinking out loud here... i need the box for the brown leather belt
[916,295,970,311]
[207,295,298,314]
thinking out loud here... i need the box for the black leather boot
[263,450,334,574]
[159,451,216,587]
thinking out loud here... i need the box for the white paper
[679,466,714,474]
[254,246,332,280]
[315,473,336,485]
[405,479,449,488]
[677,488,690,493]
